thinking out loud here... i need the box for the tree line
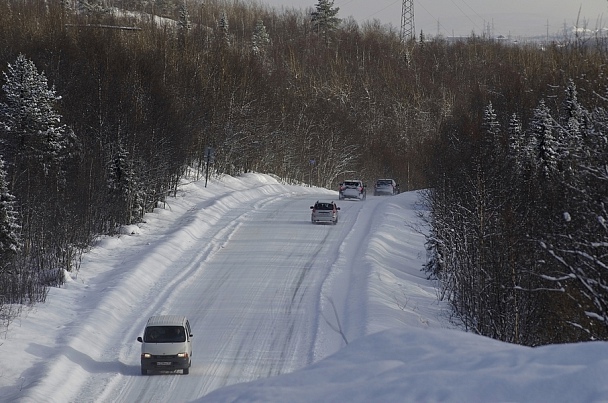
[0,0,606,344]
[424,72,608,345]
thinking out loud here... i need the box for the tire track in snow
[314,196,389,360]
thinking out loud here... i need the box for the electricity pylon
[400,0,414,41]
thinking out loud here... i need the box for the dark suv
[374,179,399,196]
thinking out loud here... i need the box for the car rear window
[315,203,333,210]
[344,181,359,187]
[377,180,392,185]
[144,326,186,343]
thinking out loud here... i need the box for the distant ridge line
[65,23,141,31]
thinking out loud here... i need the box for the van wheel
[141,368,147,375]
[183,367,189,375]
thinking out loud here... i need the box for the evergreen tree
[528,100,559,179]
[562,79,586,139]
[0,154,23,318]
[178,2,191,32]
[252,19,270,57]
[177,2,192,48]
[0,54,76,182]
[0,156,21,262]
[560,80,591,174]
[218,11,230,46]
[507,113,523,170]
[481,102,502,166]
[107,139,139,225]
[311,0,341,42]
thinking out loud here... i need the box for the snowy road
[5,174,608,402]
[13,174,390,402]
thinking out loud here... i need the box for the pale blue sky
[255,0,608,38]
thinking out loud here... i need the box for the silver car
[310,201,340,224]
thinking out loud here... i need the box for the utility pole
[401,0,414,41]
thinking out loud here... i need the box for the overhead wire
[417,0,506,38]
[334,0,404,24]
[447,0,483,33]
[456,0,507,37]
[361,0,403,21]
[416,0,451,37]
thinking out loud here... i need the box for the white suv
[338,180,366,200]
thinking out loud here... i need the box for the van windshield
[144,326,186,343]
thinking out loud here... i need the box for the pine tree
[107,139,138,225]
[0,155,23,319]
[528,99,559,179]
[0,156,21,262]
[507,113,523,171]
[560,80,592,175]
[481,102,502,166]
[218,11,230,46]
[0,54,76,182]
[311,0,341,43]
[178,2,191,30]
[562,79,586,139]
[177,2,192,49]
[252,19,270,57]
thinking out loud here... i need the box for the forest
[0,0,606,345]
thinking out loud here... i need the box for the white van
[137,315,193,375]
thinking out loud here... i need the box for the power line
[415,0,451,37]
[417,0,506,38]
[448,0,483,33]
[456,0,506,37]
[354,0,403,22]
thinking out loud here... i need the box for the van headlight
[177,352,189,358]
[141,353,152,359]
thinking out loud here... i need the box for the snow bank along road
[4,174,425,402]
